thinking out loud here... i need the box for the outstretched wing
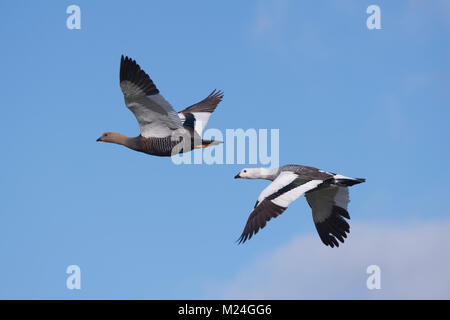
[120,55,183,138]
[305,186,351,248]
[238,171,323,244]
[178,89,223,136]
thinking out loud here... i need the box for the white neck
[256,168,279,180]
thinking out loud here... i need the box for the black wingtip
[211,89,224,100]
[333,205,350,219]
[236,235,246,245]
[119,55,159,95]
[315,206,351,248]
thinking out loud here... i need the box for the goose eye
[243,170,247,173]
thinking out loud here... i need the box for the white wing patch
[271,180,323,208]
[257,171,299,204]
[191,112,212,136]
[177,111,213,136]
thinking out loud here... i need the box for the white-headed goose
[97,55,223,156]
[234,165,365,247]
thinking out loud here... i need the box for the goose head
[234,168,261,179]
[96,132,127,144]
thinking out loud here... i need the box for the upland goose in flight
[234,165,365,247]
[97,55,223,156]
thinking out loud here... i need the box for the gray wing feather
[120,56,182,138]
[280,164,333,181]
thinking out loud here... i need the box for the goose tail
[333,176,366,187]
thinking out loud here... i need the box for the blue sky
[0,0,449,299]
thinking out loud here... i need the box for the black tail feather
[334,178,366,187]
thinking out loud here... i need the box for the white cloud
[220,219,450,299]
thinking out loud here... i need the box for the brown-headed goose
[97,55,223,156]
[234,165,365,247]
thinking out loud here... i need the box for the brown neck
[108,133,140,151]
